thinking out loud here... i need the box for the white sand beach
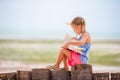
[0,60,120,73]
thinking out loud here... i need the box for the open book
[63,34,85,55]
[68,45,85,55]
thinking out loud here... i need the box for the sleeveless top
[77,35,91,64]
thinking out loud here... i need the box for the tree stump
[111,73,120,80]
[17,70,31,80]
[51,70,71,80]
[71,64,92,80]
[32,68,51,80]
[92,73,109,80]
[0,72,16,80]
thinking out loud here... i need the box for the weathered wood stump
[51,70,71,80]
[71,64,92,80]
[111,73,120,80]
[92,73,109,80]
[0,72,16,80]
[32,68,51,80]
[17,70,31,80]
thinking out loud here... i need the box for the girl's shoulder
[82,32,91,43]
[78,32,90,40]
[82,32,90,37]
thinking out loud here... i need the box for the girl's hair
[71,17,86,33]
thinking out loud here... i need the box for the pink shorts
[68,50,82,66]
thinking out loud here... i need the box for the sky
[0,0,120,39]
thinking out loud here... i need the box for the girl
[48,17,91,71]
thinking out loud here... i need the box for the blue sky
[0,0,120,39]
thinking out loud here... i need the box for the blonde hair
[71,17,86,34]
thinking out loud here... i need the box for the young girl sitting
[48,17,91,71]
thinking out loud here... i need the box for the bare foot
[46,65,59,70]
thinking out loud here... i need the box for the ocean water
[0,32,120,40]
[91,32,120,40]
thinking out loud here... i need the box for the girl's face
[71,25,82,34]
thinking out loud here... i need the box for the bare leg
[54,48,71,69]
[63,55,69,70]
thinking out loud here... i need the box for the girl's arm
[70,33,89,46]
[71,34,78,40]
[63,33,89,48]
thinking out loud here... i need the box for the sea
[0,32,120,40]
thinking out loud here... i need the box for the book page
[68,45,85,55]
[63,34,72,45]
[63,34,85,55]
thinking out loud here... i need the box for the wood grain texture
[32,68,50,80]
[71,64,92,80]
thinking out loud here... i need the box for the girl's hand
[71,37,77,40]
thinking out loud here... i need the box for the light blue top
[77,35,91,64]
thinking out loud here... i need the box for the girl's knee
[61,49,71,57]
[59,49,66,55]
[60,48,66,53]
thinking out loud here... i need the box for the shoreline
[0,60,120,73]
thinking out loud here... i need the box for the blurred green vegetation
[0,39,120,66]
[0,39,62,44]
[89,50,120,66]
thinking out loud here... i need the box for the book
[68,45,85,55]
[63,34,85,55]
